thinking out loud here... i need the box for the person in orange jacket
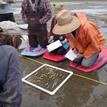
[53,9,105,67]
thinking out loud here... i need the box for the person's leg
[28,31,38,48]
[81,52,99,67]
[57,46,67,55]
[28,23,39,48]
[38,24,48,48]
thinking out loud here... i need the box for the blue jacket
[0,44,22,107]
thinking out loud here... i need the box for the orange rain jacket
[66,12,105,59]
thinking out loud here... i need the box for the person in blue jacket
[0,27,22,107]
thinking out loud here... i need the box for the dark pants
[50,35,67,55]
[0,13,15,22]
[81,51,99,67]
[73,52,99,67]
[28,24,48,48]
[51,46,67,55]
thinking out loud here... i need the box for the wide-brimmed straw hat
[53,3,64,14]
[53,9,81,35]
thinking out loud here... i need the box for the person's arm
[49,17,56,36]
[48,35,54,43]
[39,0,52,24]
[0,47,22,107]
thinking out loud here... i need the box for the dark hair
[0,27,22,49]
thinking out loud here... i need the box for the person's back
[0,45,22,107]
[0,28,22,107]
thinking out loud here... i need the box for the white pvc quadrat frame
[22,64,73,95]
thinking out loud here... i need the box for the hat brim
[4,29,23,35]
[0,21,23,35]
[53,16,81,35]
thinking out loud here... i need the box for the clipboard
[65,49,77,61]
[47,40,62,52]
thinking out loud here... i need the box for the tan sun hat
[53,9,81,35]
[53,3,64,14]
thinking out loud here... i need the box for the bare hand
[72,48,78,54]
[48,36,53,43]
[77,53,83,58]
